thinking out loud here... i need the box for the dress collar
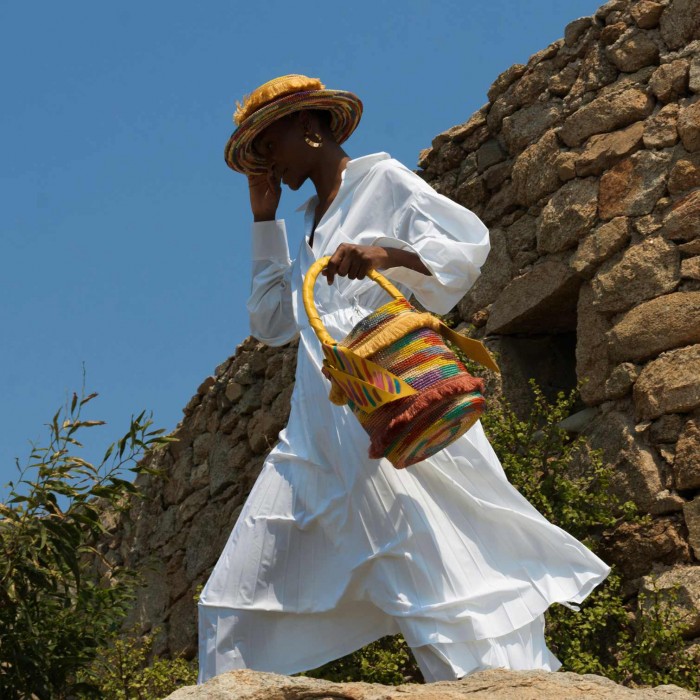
[294,152,391,212]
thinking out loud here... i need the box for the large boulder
[640,565,700,638]
[598,150,673,219]
[570,217,631,278]
[599,517,692,580]
[649,60,690,103]
[559,88,654,147]
[643,103,680,148]
[591,236,680,314]
[659,0,700,51]
[511,130,562,206]
[575,121,645,176]
[661,189,700,241]
[485,260,581,334]
[584,409,664,513]
[678,99,700,152]
[634,345,700,420]
[668,149,700,193]
[675,416,700,490]
[536,177,599,253]
[606,28,660,73]
[165,668,698,699]
[608,292,700,361]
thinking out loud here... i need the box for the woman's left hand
[322,244,389,284]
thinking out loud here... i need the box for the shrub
[482,380,697,692]
[0,389,172,699]
[75,625,198,699]
[300,634,421,685]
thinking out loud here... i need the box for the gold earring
[304,131,323,148]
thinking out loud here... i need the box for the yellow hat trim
[233,74,326,125]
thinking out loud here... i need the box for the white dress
[197,152,611,683]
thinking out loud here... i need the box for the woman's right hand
[248,170,281,222]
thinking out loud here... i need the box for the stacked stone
[417,0,700,647]
[95,337,297,657]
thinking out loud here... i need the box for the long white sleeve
[372,188,491,315]
[246,220,298,346]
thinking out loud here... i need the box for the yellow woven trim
[345,312,441,358]
[234,75,325,125]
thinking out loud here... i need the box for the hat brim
[224,89,363,174]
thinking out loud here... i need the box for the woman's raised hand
[248,170,282,222]
[322,244,390,285]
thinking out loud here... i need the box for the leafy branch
[0,388,174,700]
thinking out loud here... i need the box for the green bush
[0,389,172,699]
[480,380,638,543]
[75,625,198,699]
[482,380,697,691]
[616,582,698,689]
[300,634,421,685]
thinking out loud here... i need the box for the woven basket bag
[303,256,500,469]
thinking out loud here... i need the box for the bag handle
[301,255,500,374]
[302,255,404,346]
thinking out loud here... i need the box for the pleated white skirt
[197,324,610,684]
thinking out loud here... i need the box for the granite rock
[659,0,700,51]
[165,668,699,700]
[598,149,672,219]
[576,121,645,176]
[608,291,700,361]
[675,417,700,490]
[649,60,690,102]
[591,235,680,314]
[634,344,700,420]
[606,28,660,73]
[643,103,680,148]
[536,177,599,253]
[559,88,655,147]
[677,99,700,151]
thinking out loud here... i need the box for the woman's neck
[309,146,351,205]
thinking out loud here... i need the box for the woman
[197,74,610,684]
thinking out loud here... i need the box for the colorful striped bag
[302,256,500,469]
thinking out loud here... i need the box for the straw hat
[224,74,363,174]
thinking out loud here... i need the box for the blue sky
[1,0,604,496]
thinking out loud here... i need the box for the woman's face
[253,113,311,191]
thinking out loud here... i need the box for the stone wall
[97,339,298,657]
[97,0,700,661]
[418,0,700,624]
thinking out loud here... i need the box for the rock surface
[634,345,700,420]
[676,416,700,490]
[608,291,700,361]
[598,150,672,219]
[485,260,581,334]
[164,668,698,700]
[641,564,700,637]
[570,217,631,277]
[559,87,654,147]
[590,235,679,314]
